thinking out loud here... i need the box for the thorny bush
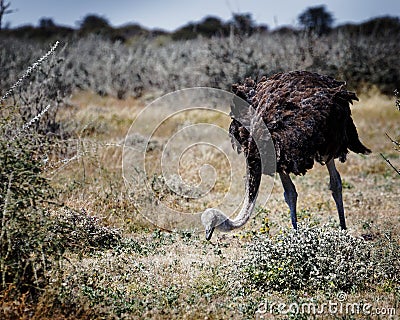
[239,225,373,292]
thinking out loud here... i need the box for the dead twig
[380,153,400,175]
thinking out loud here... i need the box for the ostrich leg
[279,173,298,229]
[326,159,346,230]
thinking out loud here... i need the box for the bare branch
[385,133,400,148]
[0,0,15,30]
[380,153,400,176]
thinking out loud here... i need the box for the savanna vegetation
[0,3,399,319]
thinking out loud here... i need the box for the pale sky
[6,0,400,31]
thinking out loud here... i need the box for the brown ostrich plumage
[201,71,370,240]
[229,70,371,176]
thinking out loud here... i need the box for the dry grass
[21,88,399,319]
[53,88,399,235]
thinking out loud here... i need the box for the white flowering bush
[239,225,374,292]
[2,29,399,99]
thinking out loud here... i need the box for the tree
[0,0,15,30]
[79,14,111,34]
[172,16,228,40]
[197,16,227,37]
[231,13,255,36]
[298,5,334,35]
[39,17,55,28]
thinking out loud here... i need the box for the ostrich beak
[205,227,215,240]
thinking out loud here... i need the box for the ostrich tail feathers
[347,119,371,155]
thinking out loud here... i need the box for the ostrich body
[201,71,371,240]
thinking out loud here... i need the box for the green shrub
[0,136,58,294]
[239,225,374,292]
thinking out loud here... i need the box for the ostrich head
[201,154,262,240]
[201,208,231,240]
[200,163,261,240]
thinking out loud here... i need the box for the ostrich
[201,71,371,240]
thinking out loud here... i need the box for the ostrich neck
[223,158,262,230]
